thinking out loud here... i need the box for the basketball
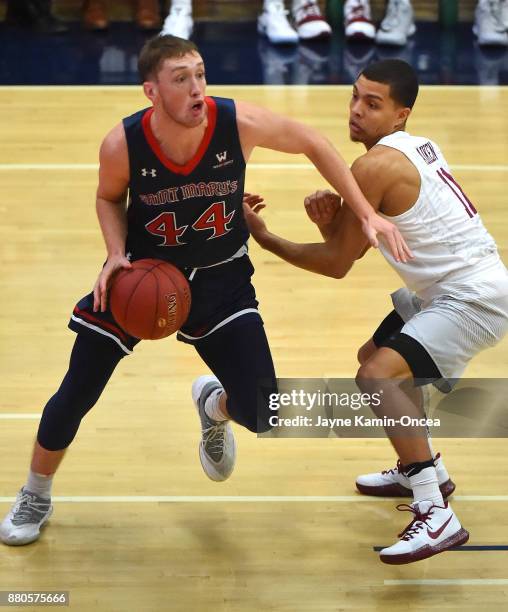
[109,259,191,340]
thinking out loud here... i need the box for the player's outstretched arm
[93,123,132,312]
[236,101,412,263]
[244,197,369,279]
[243,154,399,278]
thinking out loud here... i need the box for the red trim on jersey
[141,97,217,176]
[439,167,478,215]
[73,306,129,342]
[437,168,476,218]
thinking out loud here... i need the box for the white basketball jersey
[376,131,505,302]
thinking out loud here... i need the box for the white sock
[409,466,444,506]
[204,389,229,422]
[422,435,452,484]
[25,470,53,500]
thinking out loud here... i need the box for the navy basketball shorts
[67,254,276,432]
[69,255,260,353]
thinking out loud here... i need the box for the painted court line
[0,163,507,172]
[1,495,508,503]
[0,84,503,92]
[0,414,42,419]
[384,579,508,586]
[0,496,401,503]
[0,163,97,171]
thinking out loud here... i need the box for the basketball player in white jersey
[243,59,508,564]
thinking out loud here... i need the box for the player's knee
[355,361,384,393]
[37,378,106,450]
[357,347,366,364]
[37,333,124,450]
[357,339,376,365]
[37,422,76,451]
[37,428,75,452]
[37,393,86,450]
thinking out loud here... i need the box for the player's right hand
[361,213,413,263]
[304,190,342,226]
[93,254,132,313]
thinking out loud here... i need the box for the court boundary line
[0,414,41,419]
[384,579,508,586]
[1,495,508,503]
[1,85,507,92]
[0,163,506,172]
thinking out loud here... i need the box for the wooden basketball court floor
[1,85,507,611]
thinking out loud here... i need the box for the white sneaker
[258,2,299,45]
[160,5,193,39]
[292,0,332,41]
[356,453,456,499]
[473,0,508,46]
[344,0,376,42]
[380,500,469,564]
[192,375,236,482]
[0,488,53,546]
[376,0,415,46]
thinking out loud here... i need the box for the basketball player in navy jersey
[244,59,508,564]
[0,37,412,547]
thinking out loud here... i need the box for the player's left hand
[242,193,267,239]
[363,213,413,263]
[304,190,342,226]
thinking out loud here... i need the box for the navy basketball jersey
[122,96,248,269]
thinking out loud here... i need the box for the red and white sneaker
[380,500,469,564]
[292,0,332,41]
[258,1,299,45]
[356,452,456,499]
[344,0,376,41]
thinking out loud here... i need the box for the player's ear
[395,107,411,130]
[143,81,158,103]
